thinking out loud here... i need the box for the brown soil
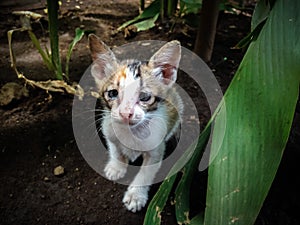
[0,0,299,225]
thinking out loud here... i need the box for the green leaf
[47,0,63,80]
[204,1,300,225]
[174,124,211,224]
[143,175,177,225]
[118,0,160,30]
[143,119,211,225]
[133,13,159,32]
[251,0,270,31]
[236,0,271,49]
[65,28,85,79]
[234,20,266,49]
[27,30,54,71]
[181,0,202,15]
[190,212,204,225]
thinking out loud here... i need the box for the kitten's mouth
[130,119,151,139]
[113,117,140,126]
[129,119,143,126]
[112,116,151,139]
[111,115,152,139]
[130,118,149,128]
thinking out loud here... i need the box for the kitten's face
[88,35,181,126]
[100,61,163,125]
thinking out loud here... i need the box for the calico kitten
[88,34,183,212]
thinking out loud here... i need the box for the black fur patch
[127,61,141,79]
[127,61,149,79]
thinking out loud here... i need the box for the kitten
[88,34,183,212]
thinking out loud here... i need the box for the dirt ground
[0,0,299,224]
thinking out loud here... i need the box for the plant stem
[160,0,165,21]
[193,0,221,62]
[140,0,145,11]
[47,0,63,80]
[167,0,177,17]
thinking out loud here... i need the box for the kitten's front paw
[104,161,127,181]
[122,186,148,213]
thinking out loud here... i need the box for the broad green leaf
[118,0,160,30]
[204,1,300,225]
[251,0,270,31]
[133,13,159,32]
[143,175,177,225]
[174,124,211,224]
[190,212,204,225]
[236,0,271,49]
[144,123,211,225]
[65,28,85,79]
[234,20,266,49]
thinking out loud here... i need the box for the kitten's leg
[123,144,164,212]
[104,141,128,181]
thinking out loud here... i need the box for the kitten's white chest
[102,116,168,156]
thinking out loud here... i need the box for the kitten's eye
[107,89,118,99]
[139,92,152,102]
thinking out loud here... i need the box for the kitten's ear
[88,34,117,84]
[149,40,181,86]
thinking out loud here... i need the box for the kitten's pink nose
[119,112,133,122]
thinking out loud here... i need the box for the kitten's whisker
[82,114,109,135]
[81,113,106,127]
[73,109,110,119]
